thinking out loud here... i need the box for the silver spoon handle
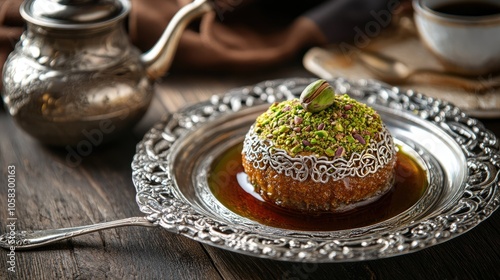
[0,216,157,250]
[410,70,500,93]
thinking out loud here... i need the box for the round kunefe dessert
[241,79,397,213]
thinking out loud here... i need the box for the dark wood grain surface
[1,63,499,280]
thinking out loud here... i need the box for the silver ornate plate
[131,77,500,262]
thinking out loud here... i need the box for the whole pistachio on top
[299,79,335,113]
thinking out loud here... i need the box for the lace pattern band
[242,126,396,183]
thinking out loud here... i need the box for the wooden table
[1,62,499,279]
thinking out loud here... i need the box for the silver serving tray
[131,77,500,262]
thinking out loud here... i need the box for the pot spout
[141,0,212,80]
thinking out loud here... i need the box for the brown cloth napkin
[0,0,390,77]
[0,0,23,73]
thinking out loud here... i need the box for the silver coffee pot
[2,0,212,146]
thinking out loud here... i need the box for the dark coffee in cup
[433,2,500,17]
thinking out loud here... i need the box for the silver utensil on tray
[356,50,500,93]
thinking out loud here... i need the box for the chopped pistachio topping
[253,95,383,158]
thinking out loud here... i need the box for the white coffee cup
[413,0,500,75]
